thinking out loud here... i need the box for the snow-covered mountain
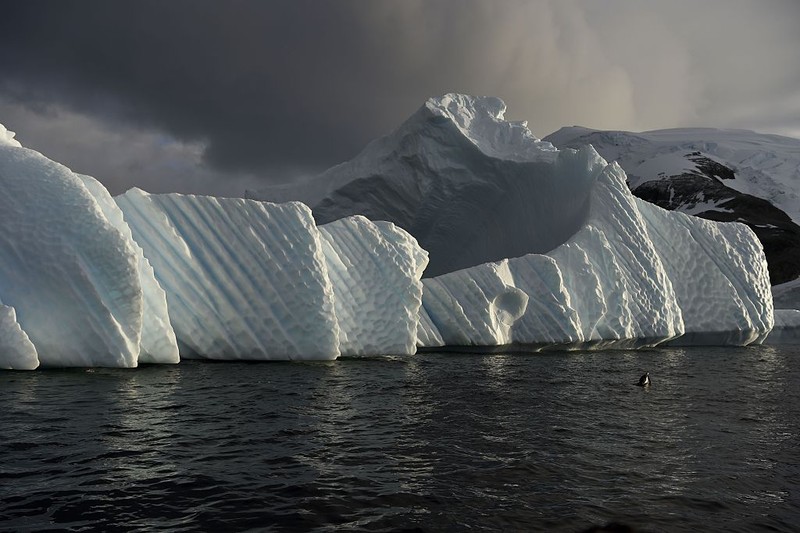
[544,126,800,286]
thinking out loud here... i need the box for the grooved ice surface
[76,175,180,364]
[0,145,144,367]
[319,217,427,356]
[261,93,770,349]
[1,87,786,366]
[0,302,38,370]
[419,161,773,348]
[639,198,773,345]
[115,189,340,360]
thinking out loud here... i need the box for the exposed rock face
[632,167,800,286]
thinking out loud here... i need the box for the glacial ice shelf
[0,93,791,369]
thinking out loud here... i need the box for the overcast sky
[1,0,798,196]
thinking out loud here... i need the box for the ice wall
[0,301,38,370]
[418,162,773,349]
[248,93,775,349]
[116,190,342,360]
[319,217,428,356]
[115,190,426,360]
[0,144,148,367]
[76,175,180,364]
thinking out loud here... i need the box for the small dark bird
[636,372,650,387]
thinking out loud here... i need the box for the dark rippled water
[1,346,799,532]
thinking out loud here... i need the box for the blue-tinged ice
[251,94,775,348]
[0,300,38,370]
[319,217,427,356]
[76,175,180,364]
[115,189,342,360]
[0,141,145,367]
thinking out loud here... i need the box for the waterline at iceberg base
[0,95,788,369]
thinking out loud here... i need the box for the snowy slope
[544,126,800,214]
[545,126,800,285]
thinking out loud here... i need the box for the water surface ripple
[1,346,798,531]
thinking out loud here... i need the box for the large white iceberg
[115,189,426,360]
[252,94,775,348]
[0,91,786,368]
[0,126,425,368]
[420,164,773,349]
[0,141,168,367]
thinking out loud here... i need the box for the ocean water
[1,345,798,532]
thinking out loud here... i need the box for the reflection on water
[0,346,798,531]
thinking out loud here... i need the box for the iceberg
[419,163,772,349]
[248,93,586,277]
[319,217,428,356]
[115,189,426,360]
[0,91,787,368]
[1,126,425,367]
[252,94,775,348]
[0,142,154,368]
[0,301,38,370]
[544,126,800,287]
[76,175,180,364]
[115,190,341,360]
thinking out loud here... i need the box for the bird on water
[636,372,650,387]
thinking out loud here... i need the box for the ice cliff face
[0,93,785,367]
[545,126,800,286]
[251,94,775,348]
[0,132,426,368]
[0,144,153,368]
[419,163,772,349]
[115,190,426,360]
[248,93,595,277]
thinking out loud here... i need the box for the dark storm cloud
[1,0,799,194]
[0,0,405,176]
